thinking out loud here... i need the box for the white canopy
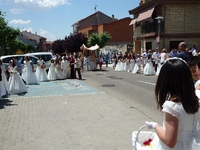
[80,44,99,51]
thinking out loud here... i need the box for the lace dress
[22,60,38,84]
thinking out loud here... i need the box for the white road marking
[138,80,156,86]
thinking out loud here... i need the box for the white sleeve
[162,101,181,119]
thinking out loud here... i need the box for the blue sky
[1,0,139,41]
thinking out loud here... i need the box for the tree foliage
[64,33,88,53]
[51,39,65,54]
[0,10,20,55]
[87,32,111,48]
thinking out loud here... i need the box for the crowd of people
[0,53,90,97]
[106,42,198,77]
[131,42,200,150]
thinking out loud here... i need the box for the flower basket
[41,64,46,69]
[132,125,159,150]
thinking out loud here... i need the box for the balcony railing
[140,21,164,34]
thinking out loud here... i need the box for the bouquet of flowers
[41,64,46,69]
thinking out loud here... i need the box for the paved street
[0,67,162,150]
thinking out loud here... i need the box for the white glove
[145,121,158,129]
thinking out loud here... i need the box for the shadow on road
[0,98,17,109]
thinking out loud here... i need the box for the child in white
[61,56,69,79]
[35,56,48,82]
[22,56,38,85]
[133,58,200,150]
[8,60,27,94]
[143,55,154,75]
[47,59,56,80]
[132,54,142,74]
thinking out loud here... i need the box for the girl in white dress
[22,56,38,85]
[126,58,131,72]
[114,58,121,71]
[47,59,56,80]
[35,56,48,82]
[0,59,8,94]
[144,58,200,150]
[121,58,126,71]
[130,57,135,72]
[55,58,65,80]
[112,56,117,70]
[7,60,27,94]
[132,54,142,74]
[143,55,154,75]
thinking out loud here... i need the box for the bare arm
[154,113,178,148]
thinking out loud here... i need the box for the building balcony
[140,21,164,35]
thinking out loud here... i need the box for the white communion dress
[35,60,48,82]
[152,101,200,150]
[143,59,154,76]
[22,60,38,85]
[8,66,27,94]
[47,63,56,80]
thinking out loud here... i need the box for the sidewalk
[0,80,150,150]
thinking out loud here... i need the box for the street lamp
[155,16,164,52]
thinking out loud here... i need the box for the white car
[0,54,39,70]
[25,52,54,72]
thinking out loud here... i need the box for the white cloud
[10,8,24,14]
[39,29,56,41]
[6,0,70,10]
[9,19,31,24]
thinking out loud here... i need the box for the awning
[80,44,99,51]
[137,5,155,22]
[129,18,137,25]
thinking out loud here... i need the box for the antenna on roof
[94,5,98,12]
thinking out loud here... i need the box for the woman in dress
[143,54,154,75]
[145,58,200,150]
[35,56,48,82]
[55,58,65,80]
[7,60,27,94]
[0,59,9,94]
[47,59,56,80]
[22,56,38,85]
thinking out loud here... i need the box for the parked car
[0,54,39,70]
[25,52,54,72]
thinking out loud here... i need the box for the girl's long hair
[155,58,199,114]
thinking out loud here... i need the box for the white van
[0,54,39,70]
[25,52,54,72]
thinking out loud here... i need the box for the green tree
[87,32,111,57]
[87,32,111,48]
[0,10,20,55]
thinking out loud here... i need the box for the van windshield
[34,55,52,62]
